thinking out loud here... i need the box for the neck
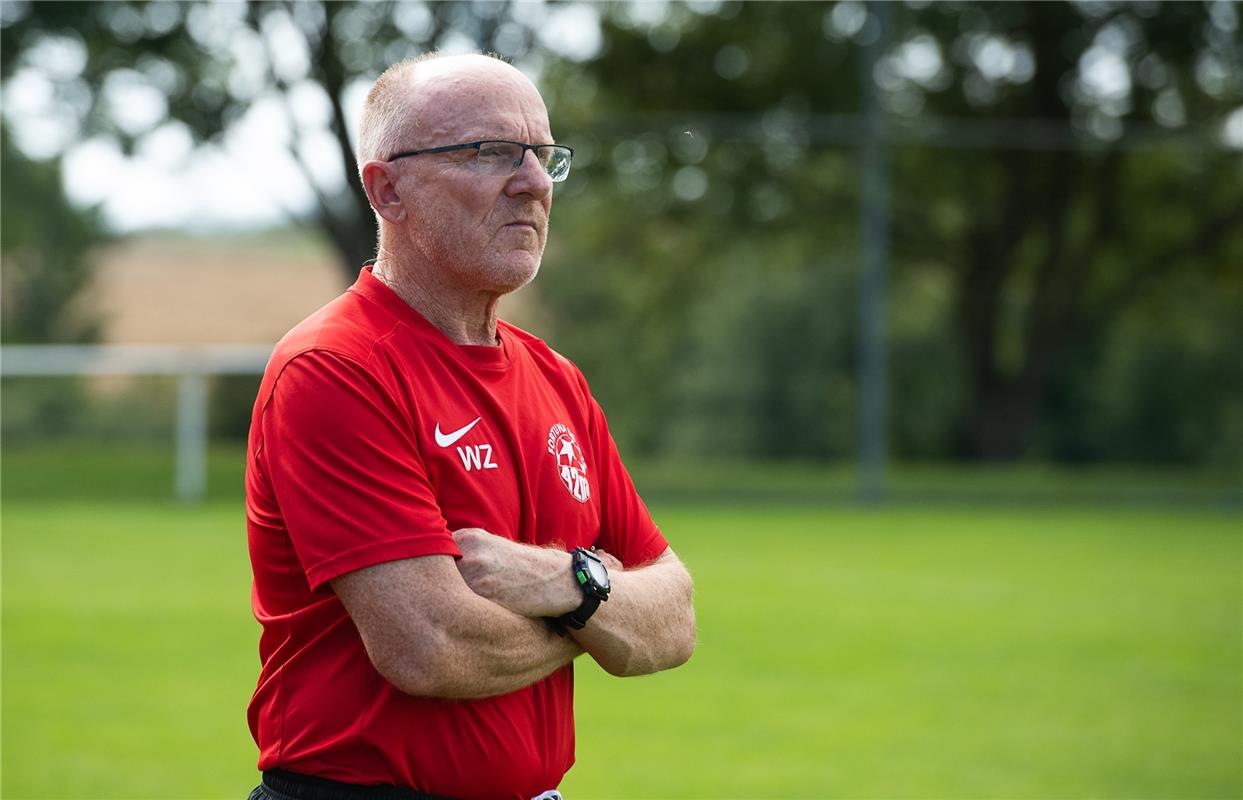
[372,253,503,347]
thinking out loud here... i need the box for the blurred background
[1,1,1240,798]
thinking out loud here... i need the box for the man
[244,52,696,800]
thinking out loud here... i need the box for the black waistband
[262,769,455,800]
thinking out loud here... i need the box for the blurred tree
[0,0,536,280]
[887,3,1242,459]
[561,1,1242,460]
[0,122,106,441]
[3,1,1239,464]
[0,122,104,343]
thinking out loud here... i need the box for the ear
[361,160,407,223]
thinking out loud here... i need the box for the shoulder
[500,320,608,440]
[273,287,398,367]
[259,287,408,409]
[500,319,590,390]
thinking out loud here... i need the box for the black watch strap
[550,547,609,634]
[558,593,603,631]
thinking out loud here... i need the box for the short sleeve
[258,350,459,591]
[586,394,669,568]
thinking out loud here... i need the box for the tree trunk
[317,2,379,284]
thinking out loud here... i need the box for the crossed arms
[332,531,696,699]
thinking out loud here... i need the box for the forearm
[333,557,581,701]
[450,530,696,678]
[425,591,583,699]
[571,550,696,677]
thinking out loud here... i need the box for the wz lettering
[456,444,498,471]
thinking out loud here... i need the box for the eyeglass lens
[477,142,572,182]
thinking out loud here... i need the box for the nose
[504,148,553,201]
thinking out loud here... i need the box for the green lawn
[3,496,1239,799]
[3,441,1239,505]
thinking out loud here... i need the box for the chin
[482,254,542,294]
[499,263,541,294]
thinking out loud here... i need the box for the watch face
[586,557,609,588]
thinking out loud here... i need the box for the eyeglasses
[386,140,574,182]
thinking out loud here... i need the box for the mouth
[503,221,540,232]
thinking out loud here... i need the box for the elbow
[596,645,643,678]
[366,626,470,699]
[664,571,697,670]
[601,604,697,678]
[667,604,697,670]
[378,663,441,698]
[369,650,441,699]
[642,574,697,675]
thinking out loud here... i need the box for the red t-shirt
[245,267,667,799]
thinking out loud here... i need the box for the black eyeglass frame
[385,139,573,178]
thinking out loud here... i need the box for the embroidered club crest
[547,423,590,503]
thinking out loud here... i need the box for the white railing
[1,344,273,502]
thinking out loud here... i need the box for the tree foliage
[2,1,1239,464]
[550,1,1243,461]
[0,123,104,343]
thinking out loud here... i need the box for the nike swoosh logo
[435,417,481,447]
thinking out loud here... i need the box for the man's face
[395,62,555,295]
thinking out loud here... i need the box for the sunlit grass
[3,498,1239,799]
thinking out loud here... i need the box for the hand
[452,528,581,619]
[592,547,623,572]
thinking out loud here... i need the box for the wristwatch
[554,547,610,632]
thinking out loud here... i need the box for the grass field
[2,448,1241,798]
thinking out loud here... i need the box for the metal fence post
[857,1,892,503]
[0,344,272,503]
[175,371,209,503]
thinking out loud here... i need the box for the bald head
[356,53,543,170]
[356,51,557,307]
